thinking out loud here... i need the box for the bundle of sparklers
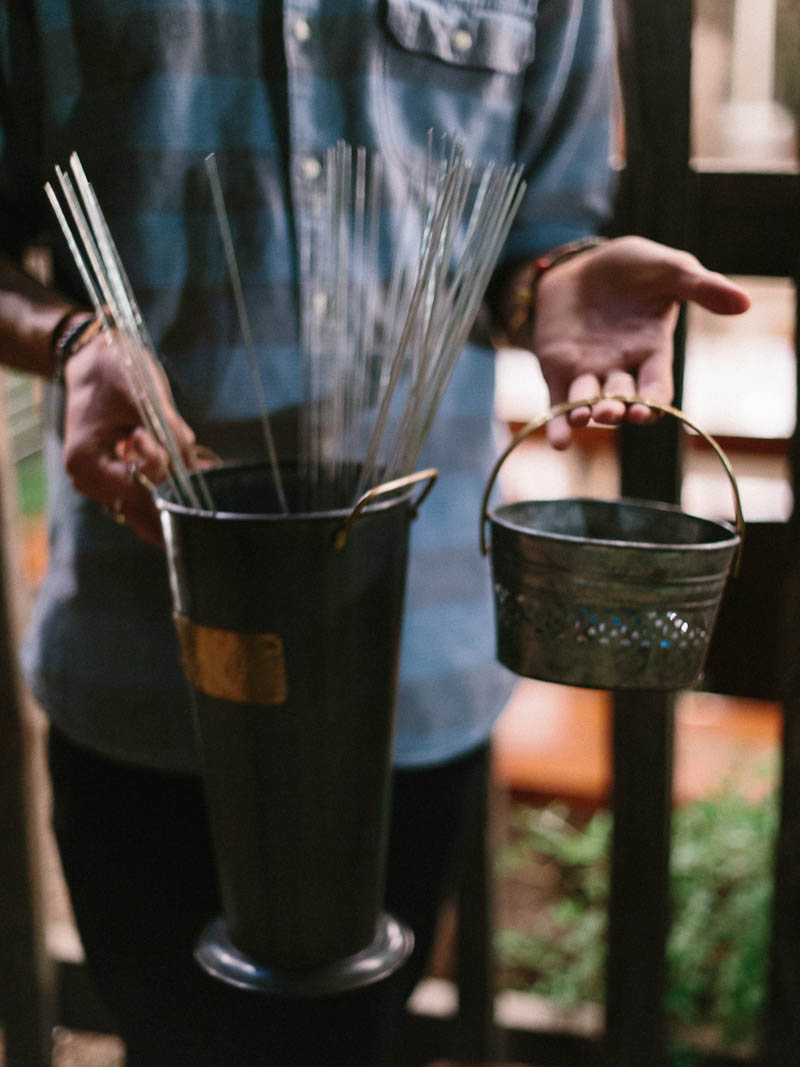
[46,141,525,515]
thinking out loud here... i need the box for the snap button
[293,17,311,42]
[451,29,473,53]
[300,156,322,181]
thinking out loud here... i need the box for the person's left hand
[501,235,751,448]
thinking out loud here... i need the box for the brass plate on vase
[174,614,288,705]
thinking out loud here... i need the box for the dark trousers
[48,726,487,1066]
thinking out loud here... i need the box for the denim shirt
[1,0,615,771]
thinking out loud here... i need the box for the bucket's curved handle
[334,468,439,551]
[479,395,744,567]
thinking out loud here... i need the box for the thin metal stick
[204,153,288,514]
[354,165,459,498]
[296,138,525,509]
[67,162,208,508]
[401,171,527,473]
[49,169,198,507]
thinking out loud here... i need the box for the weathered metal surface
[156,462,426,994]
[488,497,739,691]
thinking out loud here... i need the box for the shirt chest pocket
[378,0,538,171]
[385,0,537,75]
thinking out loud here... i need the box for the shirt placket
[284,0,325,226]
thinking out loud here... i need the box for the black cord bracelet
[51,309,103,383]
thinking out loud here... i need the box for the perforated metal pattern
[493,584,719,689]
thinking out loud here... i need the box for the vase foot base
[195,913,415,997]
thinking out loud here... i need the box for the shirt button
[293,17,311,42]
[451,29,473,53]
[300,156,321,181]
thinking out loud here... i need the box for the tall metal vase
[156,462,436,996]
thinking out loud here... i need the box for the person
[0,1,750,1064]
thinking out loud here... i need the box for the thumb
[675,266,751,316]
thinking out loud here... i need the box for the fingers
[593,370,637,424]
[627,352,674,423]
[544,372,606,449]
[593,365,675,427]
[543,374,579,450]
[146,361,197,462]
[191,443,223,471]
[104,459,164,547]
[543,360,675,449]
[163,402,197,462]
[545,414,573,450]
[117,491,164,547]
[65,429,167,547]
[101,438,219,544]
[65,440,132,504]
[74,451,164,546]
[546,370,637,447]
[116,427,171,486]
[113,431,167,544]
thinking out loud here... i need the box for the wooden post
[454,745,498,1062]
[764,266,800,1064]
[0,391,55,1065]
[607,3,692,1063]
[605,692,675,1066]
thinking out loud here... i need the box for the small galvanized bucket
[480,397,743,691]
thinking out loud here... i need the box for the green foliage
[668,785,777,1047]
[496,779,778,1053]
[16,451,47,517]
[497,804,610,1007]
[3,369,47,517]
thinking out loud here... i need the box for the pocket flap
[386,0,535,75]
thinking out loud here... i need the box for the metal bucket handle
[334,468,439,551]
[479,395,744,566]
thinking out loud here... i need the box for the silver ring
[129,463,156,495]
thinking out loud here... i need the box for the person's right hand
[63,330,196,545]
[529,236,751,448]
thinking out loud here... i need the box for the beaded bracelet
[51,308,104,383]
[506,235,608,343]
